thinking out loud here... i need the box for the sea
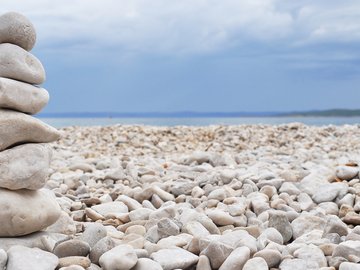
[39,117,360,128]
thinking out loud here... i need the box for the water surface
[39,117,360,128]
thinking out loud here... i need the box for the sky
[1,0,360,113]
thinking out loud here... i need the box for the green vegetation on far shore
[283,109,360,117]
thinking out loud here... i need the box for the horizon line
[36,108,360,118]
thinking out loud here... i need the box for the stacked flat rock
[0,12,61,236]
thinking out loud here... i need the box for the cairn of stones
[0,12,61,236]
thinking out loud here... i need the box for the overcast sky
[2,0,360,113]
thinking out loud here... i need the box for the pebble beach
[16,123,357,270]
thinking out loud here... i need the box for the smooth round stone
[0,188,61,236]
[339,262,360,270]
[253,249,282,268]
[0,109,60,151]
[336,166,359,181]
[151,247,199,270]
[99,244,138,270]
[0,78,49,114]
[0,12,36,51]
[53,239,90,258]
[206,210,234,226]
[242,257,268,270]
[7,246,58,270]
[0,143,52,190]
[0,43,45,84]
[218,246,250,270]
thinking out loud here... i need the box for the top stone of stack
[0,12,36,51]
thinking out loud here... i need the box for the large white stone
[0,109,60,151]
[151,247,199,270]
[0,12,36,51]
[99,244,138,270]
[0,188,61,236]
[0,78,49,114]
[0,43,45,84]
[7,245,58,270]
[0,143,52,190]
[91,201,128,217]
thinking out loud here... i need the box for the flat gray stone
[53,239,90,258]
[0,77,48,114]
[268,210,293,243]
[0,43,45,84]
[0,143,52,190]
[89,236,117,264]
[0,188,61,236]
[78,223,107,248]
[0,12,36,51]
[200,241,234,269]
[0,109,60,151]
[7,245,58,270]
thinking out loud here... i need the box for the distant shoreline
[37,109,360,118]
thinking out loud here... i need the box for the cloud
[1,0,293,53]
[1,0,360,56]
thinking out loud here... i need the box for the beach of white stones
[22,123,357,270]
[2,11,360,270]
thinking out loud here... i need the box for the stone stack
[0,12,61,236]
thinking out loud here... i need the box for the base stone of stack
[0,109,60,151]
[0,188,61,237]
[0,12,36,51]
[0,77,49,114]
[0,43,45,84]
[0,232,69,251]
[0,143,52,190]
